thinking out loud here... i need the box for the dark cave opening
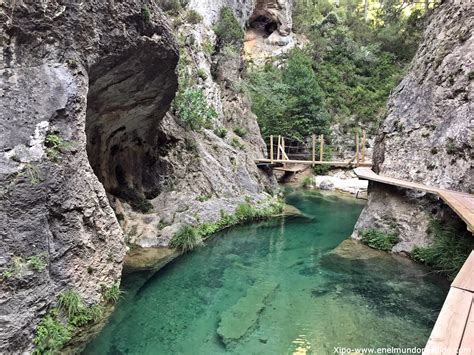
[249,14,278,37]
[85,43,178,211]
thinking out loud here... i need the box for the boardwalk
[354,167,474,232]
[353,167,474,353]
[424,251,474,354]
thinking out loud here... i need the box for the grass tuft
[360,229,399,252]
[411,219,474,280]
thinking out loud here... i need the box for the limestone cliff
[0,0,280,351]
[0,0,178,352]
[353,3,473,252]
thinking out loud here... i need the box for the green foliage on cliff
[248,0,428,138]
[214,7,244,48]
[360,229,399,251]
[247,48,329,140]
[34,289,107,353]
[170,225,204,252]
[412,220,474,280]
[174,88,217,130]
[100,283,124,304]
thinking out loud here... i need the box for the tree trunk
[364,0,369,22]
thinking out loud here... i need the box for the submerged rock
[217,281,279,346]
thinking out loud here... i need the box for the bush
[312,145,332,175]
[213,127,227,138]
[186,9,202,24]
[44,133,69,162]
[142,5,151,23]
[301,176,313,188]
[214,7,244,48]
[27,254,47,271]
[169,225,204,252]
[58,290,83,319]
[100,282,124,304]
[360,229,399,251]
[196,194,211,202]
[33,310,72,355]
[412,220,474,280]
[174,88,217,130]
[158,0,182,15]
[197,68,207,80]
[233,127,247,138]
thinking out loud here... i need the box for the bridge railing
[266,131,368,167]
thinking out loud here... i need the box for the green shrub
[58,290,83,319]
[27,254,47,272]
[170,225,204,252]
[142,5,151,23]
[196,194,211,202]
[213,127,227,138]
[186,9,202,24]
[301,176,313,188]
[158,0,182,15]
[197,68,207,80]
[230,137,244,150]
[214,7,244,47]
[312,145,332,175]
[100,282,124,304]
[412,220,474,280]
[361,229,399,252]
[234,203,256,222]
[45,133,68,162]
[174,88,217,130]
[33,310,72,355]
[233,127,247,138]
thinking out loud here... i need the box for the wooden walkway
[424,251,474,354]
[353,167,474,353]
[354,167,474,232]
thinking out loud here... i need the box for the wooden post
[312,134,316,166]
[361,130,366,163]
[319,134,324,162]
[277,135,281,161]
[281,136,286,167]
[355,132,360,167]
[270,135,274,164]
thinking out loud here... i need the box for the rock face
[0,1,178,352]
[353,3,473,252]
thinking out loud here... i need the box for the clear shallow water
[84,190,448,355]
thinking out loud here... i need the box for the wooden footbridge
[354,167,474,353]
[255,131,372,173]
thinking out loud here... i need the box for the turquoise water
[84,190,448,355]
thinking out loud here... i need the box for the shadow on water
[84,189,449,355]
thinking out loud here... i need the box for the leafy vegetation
[214,7,244,48]
[247,0,429,139]
[360,229,399,251]
[33,309,72,355]
[44,133,70,162]
[100,282,124,304]
[170,199,284,253]
[169,225,204,252]
[301,176,314,189]
[2,254,47,278]
[27,254,47,272]
[213,127,228,138]
[174,88,217,130]
[33,288,108,353]
[196,193,212,202]
[230,137,244,150]
[233,127,247,138]
[142,5,151,23]
[186,9,202,24]
[412,219,474,280]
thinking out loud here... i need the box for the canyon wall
[353,2,473,252]
[0,0,179,351]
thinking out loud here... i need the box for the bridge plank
[424,287,472,354]
[452,252,474,292]
[460,299,474,350]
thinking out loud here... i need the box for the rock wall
[353,2,473,252]
[0,0,178,352]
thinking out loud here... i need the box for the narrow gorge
[0,0,472,354]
